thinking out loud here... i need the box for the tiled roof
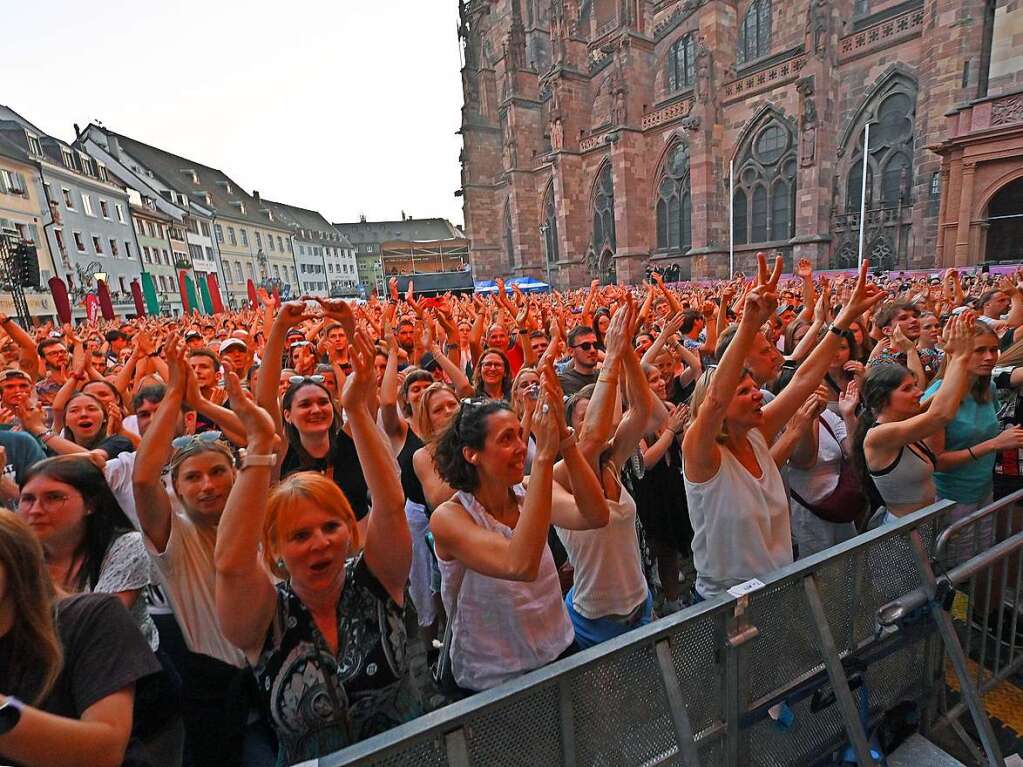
[97,127,285,230]
[332,218,464,244]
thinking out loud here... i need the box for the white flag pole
[857,122,870,268]
[729,158,735,279]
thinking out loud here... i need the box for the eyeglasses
[19,491,72,513]
[572,342,598,352]
[289,375,325,385]
[171,431,223,450]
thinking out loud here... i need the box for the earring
[276,558,286,572]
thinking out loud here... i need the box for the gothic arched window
[842,83,917,213]
[592,163,616,254]
[737,0,772,65]
[542,187,559,265]
[667,34,696,93]
[732,114,796,245]
[655,143,692,252]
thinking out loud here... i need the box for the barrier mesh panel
[852,531,919,645]
[865,633,929,721]
[745,579,824,702]
[464,683,562,766]
[365,735,448,767]
[698,734,725,767]
[744,680,847,767]
[668,611,725,737]
[814,553,858,655]
[569,642,678,766]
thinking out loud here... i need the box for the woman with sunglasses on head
[683,256,884,602]
[215,330,419,765]
[0,512,161,767]
[429,362,609,692]
[133,337,272,767]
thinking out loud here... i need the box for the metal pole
[857,122,870,268]
[729,159,735,278]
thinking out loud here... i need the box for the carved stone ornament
[680,115,701,131]
[694,36,712,104]
[807,0,830,58]
[551,118,564,151]
[991,94,1023,127]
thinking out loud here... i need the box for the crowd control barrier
[321,497,1020,767]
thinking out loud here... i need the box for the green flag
[197,276,214,315]
[140,273,160,315]
[184,274,200,315]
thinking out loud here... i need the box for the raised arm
[796,259,816,322]
[431,385,561,581]
[762,260,884,440]
[0,314,40,379]
[255,301,313,424]
[578,305,629,466]
[428,338,474,398]
[213,369,278,659]
[344,331,411,604]
[377,328,406,443]
[683,253,782,483]
[131,336,186,552]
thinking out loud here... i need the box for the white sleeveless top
[557,474,647,619]
[683,428,793,600]
[438,487,574,692]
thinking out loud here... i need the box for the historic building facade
[458,0,1013,286]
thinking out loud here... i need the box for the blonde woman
[214,330,417,765]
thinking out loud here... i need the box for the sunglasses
[171,430,223,450]
[289,375,325,385]
[572,342,598,352]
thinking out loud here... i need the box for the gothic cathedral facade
[458,0,1023,287]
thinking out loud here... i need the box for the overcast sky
[4,0,465,226]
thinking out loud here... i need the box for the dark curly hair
[433,398,514,492]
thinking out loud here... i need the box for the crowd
[2,254,1023,766]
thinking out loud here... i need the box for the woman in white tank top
[682,255,884,600]
[557,300,655,647]
[429,361,611,692]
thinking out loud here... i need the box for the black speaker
[14,242,40,288]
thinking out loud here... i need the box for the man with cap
[219,338,251,381]
[184,330,205,351]
[0,368,33,420]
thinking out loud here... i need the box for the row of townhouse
[0,104,360,319]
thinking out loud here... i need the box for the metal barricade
[880,488,1023,765]
[322,501,958,767]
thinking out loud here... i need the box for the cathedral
[457,0,1023,286]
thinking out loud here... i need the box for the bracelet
[968,446,978,461]
[827,323,845,338]
[38,429,55,444]
[597,375,619,385]
[559,427,577,452]
[241,453,276,469]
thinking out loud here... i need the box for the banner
[48,277,71,325]
[206,272,224,313]
[141,272,161,315]
[96,280,115,321]
[184,274,201,316]
[84,292,99,321]
[130,279,146,317]
[246,278,258,306]
[177,270,191,313]
[197,275,214,315]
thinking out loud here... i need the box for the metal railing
[323,501,973,767]
[880,487,1023,765]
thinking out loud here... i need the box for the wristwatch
[0,696,24,735]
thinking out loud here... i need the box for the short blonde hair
[263,472,360,579]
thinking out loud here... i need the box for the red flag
[130,279,146,317]
[84,293,99,321]
[206,273,225,313]
[246,279,258,307]
[96,280,115,321]
[48,277,72,324]
[178,270,191,313]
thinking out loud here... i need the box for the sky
[3,0,466,226]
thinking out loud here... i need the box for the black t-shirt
[280,429,371,520]
[558,367,598,397]
[0,593,160,767]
